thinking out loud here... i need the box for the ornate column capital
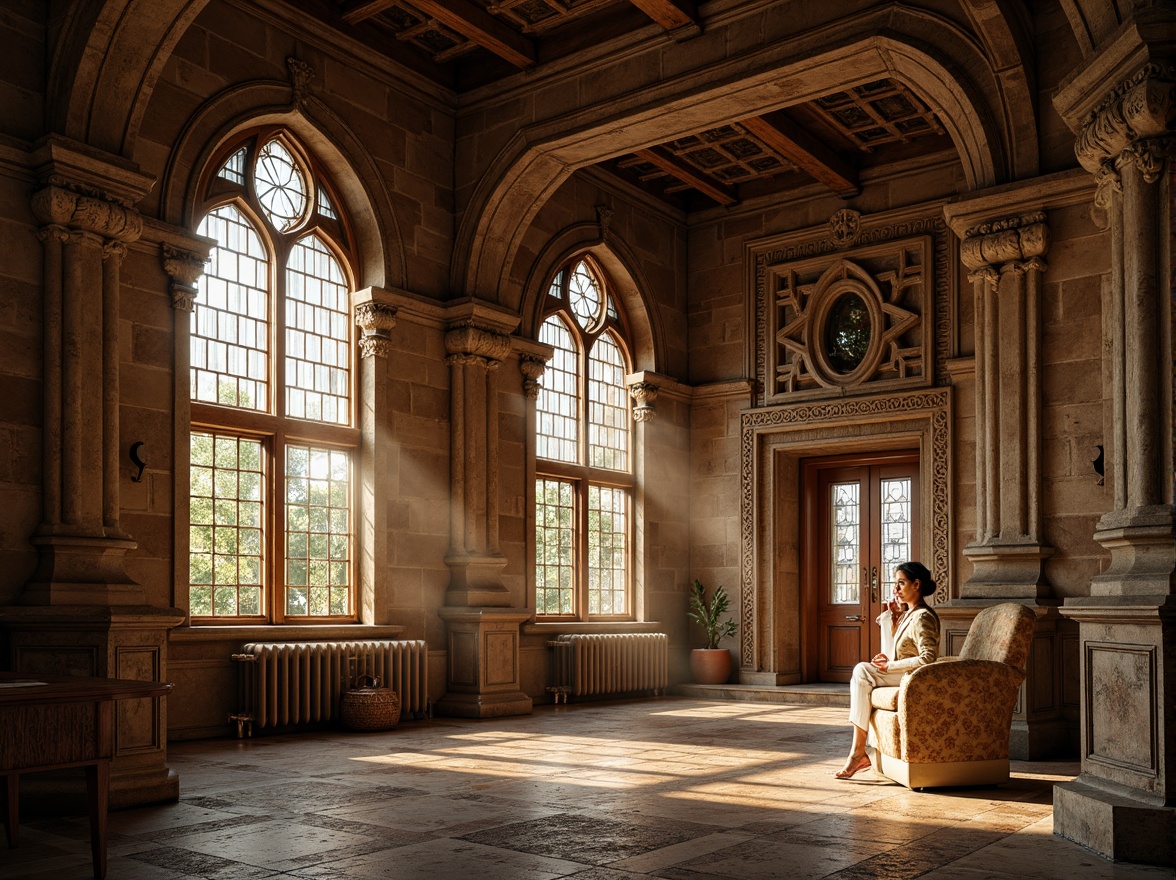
[628,381,659,422]
[355,301,398,358]
[31,181,143,243]
[1075,63,1176,174]
[1116,135,1176,184]
[519,353,548,399]
[162,244,208,312]
[445,322,512,370]
[960,212,1050,272]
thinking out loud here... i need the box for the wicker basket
[340,674,401,732]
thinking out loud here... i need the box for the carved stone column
[25,158,149,604]
[0,138,189,809]
[1051,24,1175,864]
[355,295,398,624]
[443,320,514,606]
[435,306,531,719]
[959,213,1053,596]
[936,208,1071,759]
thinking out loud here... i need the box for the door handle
[844,615,863,622]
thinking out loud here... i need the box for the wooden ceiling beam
[628,0,699,32]
[341,0,398,25]
[407,0,536,68]
[741,112,860,197]
[634,147,737,205]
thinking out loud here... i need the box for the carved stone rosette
[355,302,398,358]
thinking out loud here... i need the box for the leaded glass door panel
[804,453,920,683]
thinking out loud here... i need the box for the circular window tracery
[568,260,602,329]
[255,139,308,232]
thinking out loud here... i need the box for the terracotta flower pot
[690,648,732,684]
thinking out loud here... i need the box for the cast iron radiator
[545,633,668,703]
[230,639,428,736]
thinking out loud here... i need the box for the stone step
[672,682,850,708]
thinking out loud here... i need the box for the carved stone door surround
[738,389,952,683]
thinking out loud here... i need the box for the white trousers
[848,662,907,731]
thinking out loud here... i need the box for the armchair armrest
[895,659,1026,763]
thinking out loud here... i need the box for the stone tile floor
[4,698,1173,879]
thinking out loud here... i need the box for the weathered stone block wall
[0,158,44,606]
[1040,202,1111,596]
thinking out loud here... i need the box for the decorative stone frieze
[162,243,207,312]
[519,353,548,399]
[355,301,397,359]
[628,381,658,422]
[959,212,1049,270]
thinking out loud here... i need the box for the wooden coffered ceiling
[285,0,954,210]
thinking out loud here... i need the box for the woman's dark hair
[895,561,936,597]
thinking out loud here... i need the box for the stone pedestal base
[1054,779,1174,866]
[937,599,1076,759]
[1053,596,1175,866]
[961,542,1053,599]
[0,604,186,808]
[435,607,532,719]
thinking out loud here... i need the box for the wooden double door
[802,451,920,682]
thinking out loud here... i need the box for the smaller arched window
[534,256,633,620]
[188,130,357,624]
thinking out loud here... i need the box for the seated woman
[835,560,940,779]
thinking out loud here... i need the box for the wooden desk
[0,673,173,880]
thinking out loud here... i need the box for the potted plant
[687,579,737,684]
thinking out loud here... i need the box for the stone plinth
[1052,598,1175,867]
[0,604,186,808]
[435,607,533,719]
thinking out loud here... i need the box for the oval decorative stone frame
[807,261,886,387]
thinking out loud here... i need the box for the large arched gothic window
[534,256,633,620]
[188,130,357,623]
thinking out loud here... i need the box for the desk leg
[85,762,109,880]
[1,772,17,847]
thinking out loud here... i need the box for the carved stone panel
[758,233,939,405]
[752,212,954,409]
[1086,642,1156,774]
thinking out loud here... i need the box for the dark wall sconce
[1090,444,1104,486]
[129,441,148,482]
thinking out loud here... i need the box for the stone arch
[519,222,666,374]
[455,10,1023,304]
[1056,0,1127,56]
[48,0,211,157]
[157,79,403,290]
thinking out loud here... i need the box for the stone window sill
[523,621,664,636]
[170,624,406,642]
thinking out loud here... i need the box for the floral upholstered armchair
[867,602,1037,790]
